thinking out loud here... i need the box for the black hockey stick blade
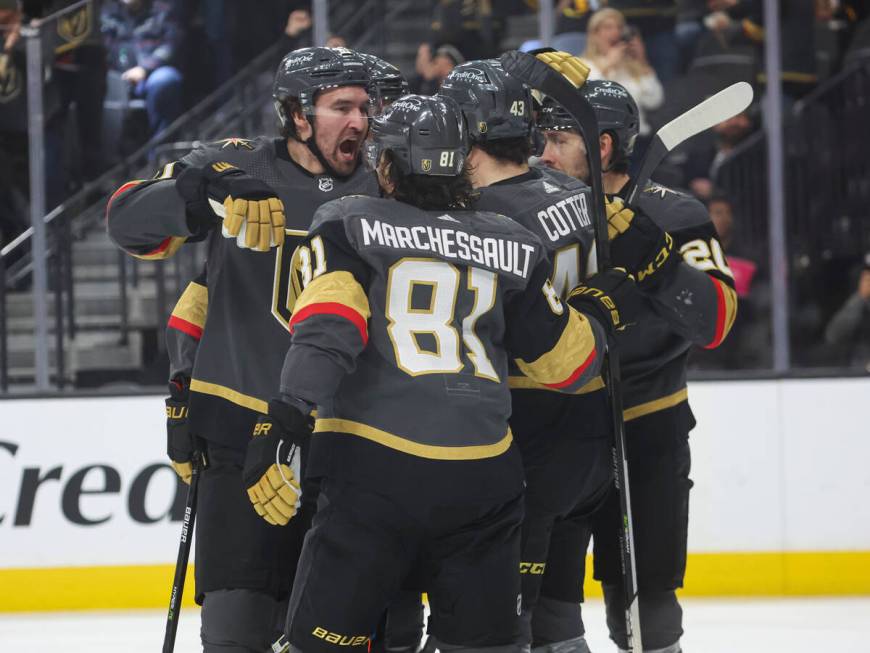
[162,461,201,653]
[501,49,643,653]
[624,81,754,205]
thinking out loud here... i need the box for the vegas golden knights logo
[56,4,92,54]
[478,121,487,134]
[421,159,432,172]
[0,59,22,104]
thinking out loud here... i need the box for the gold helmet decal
[478,121,487,134]
[421,159,432,172]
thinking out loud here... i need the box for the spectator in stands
[412,43,464,95]
[681,108,754,200]
[101,0,184,135]
[429,0,503,61]
[607,0,680,82]
[19,0,107,204]
[279,8,312,53]
[704,0,818,100]
[692,191,770,369]
[551,0,597,55]
[326,34,348,48]
[825,253,870,371]
[580,8,664,140]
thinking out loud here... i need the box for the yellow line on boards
[0,564,196,612]
[1,551,869,612]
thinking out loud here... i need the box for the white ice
[1,597,869,652]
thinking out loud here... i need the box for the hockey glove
[166,377,195,484]
[243,399,312,526]
[176,161,285,252]
[606,197,678,290]
[534,50,591,88]
[567,269,644,334]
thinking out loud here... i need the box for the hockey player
[240,94,640,653]
[533,80,738,653]
[360,52,410,111]
[438,59,650,651]
[106,47,378,651]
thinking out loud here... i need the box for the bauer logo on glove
[243,400,313,526]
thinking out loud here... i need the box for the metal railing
[1,1,391,393]
[714,56,870,369]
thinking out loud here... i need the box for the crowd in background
[1,0,868,373]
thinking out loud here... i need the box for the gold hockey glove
[606,197,678,290]
[176,161,285,252]
[534,50,591,88]
[567,268,643,333]
[166,378,194,484]
[243,400,312,526]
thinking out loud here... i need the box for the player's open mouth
[338,138,360,162]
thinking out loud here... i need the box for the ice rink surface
[1,597,869,652]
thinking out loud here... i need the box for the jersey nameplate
[359,217,536,279]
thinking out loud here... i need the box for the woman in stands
[580,7,664,143]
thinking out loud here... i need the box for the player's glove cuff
[166,377,195,485]
[567,269,643,334]
[176,162,286,252]
[607,197,678,290]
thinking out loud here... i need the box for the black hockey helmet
[364,94,468,177]
[272,46,371,129]
[537,80,639,160]
[438,59,533,143]
[359,52,410,110]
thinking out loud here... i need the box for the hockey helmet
[537,80,639,160]
[359,52,410,110]
[438,59,533,143]
[273,47,371,129]
[364,94,468,177]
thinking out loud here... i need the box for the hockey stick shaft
[624,81,754,205]
[500,49,643,652]
[162,460,201,653]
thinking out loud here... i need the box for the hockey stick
[624,81,753,205]
[162,451,205,653]
[500,48,643,653]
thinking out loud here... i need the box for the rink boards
[1,377,868,611]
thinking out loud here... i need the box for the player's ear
[600,133,613,168]
[293,107,312,141]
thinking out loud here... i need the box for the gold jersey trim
[508,375,605,395]
[314,418,513,461]
[515,308,597,388]
[623,387,689,422]
[171,281,208,330]
[190,379,268,414]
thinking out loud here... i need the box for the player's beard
[319,130,364,177]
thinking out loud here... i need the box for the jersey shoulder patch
[639,182,709,232]
[213,137,257,151]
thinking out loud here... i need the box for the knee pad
[602,585,682,652]
[530,596,584,647]
[201,589,288,652]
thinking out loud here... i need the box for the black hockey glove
[606,197,678,290]
[567,268,644,334]
[175,161,285,252]
[166,377,197,484]
[243,399,313,526]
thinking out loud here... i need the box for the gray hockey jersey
[106,136,379,446]
[279,194,607,463]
